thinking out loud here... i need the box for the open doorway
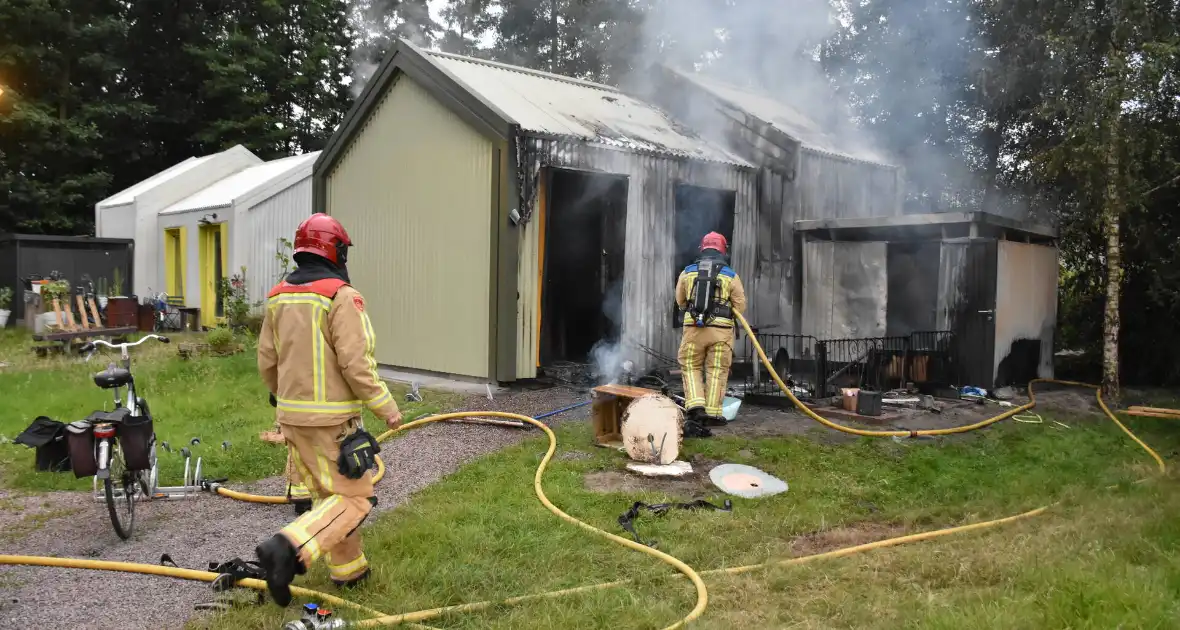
[539,169,629,366]
[674,183,736,278]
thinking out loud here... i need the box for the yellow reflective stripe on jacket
[268,294,333,309]
[312,308,327,402]
[276,398,363,414]
[359,309,394,411]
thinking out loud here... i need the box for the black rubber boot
[332,568,371,589]
[292,499,312,516]
[255,534,305,607]
[703,414,728,427]
[683,408,712,438]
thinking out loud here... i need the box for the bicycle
[69,335,171,539]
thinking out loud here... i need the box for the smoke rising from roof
[627,0,893,168]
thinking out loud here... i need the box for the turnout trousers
[278,420,374,585]
[285,448,311,503]
[677,325,735,418]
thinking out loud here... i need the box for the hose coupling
[201,477,228,493]
[282,603,350,629]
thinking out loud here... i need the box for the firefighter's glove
[338,429,381,480]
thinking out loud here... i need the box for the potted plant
[105,267,138,328]
[39,280,71,331]
[0,286,12,327]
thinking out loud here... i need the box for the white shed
[95,145,263,299]
[156,152,319,327]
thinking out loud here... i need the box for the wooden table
[591,384,660,448]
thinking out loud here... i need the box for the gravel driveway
[0,388,588,630]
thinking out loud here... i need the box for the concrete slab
[377,366,507,396]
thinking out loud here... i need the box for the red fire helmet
[699,231,728,255]
[294,213,352,265]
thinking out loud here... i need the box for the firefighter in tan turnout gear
[676,232,747,438]
[255,212,402,607]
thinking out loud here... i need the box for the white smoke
[590,339,633,385]
[350,61,379,99]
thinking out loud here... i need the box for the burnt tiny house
[313,39,757,383]
[795,212,1059,391]
[645,66,907,337]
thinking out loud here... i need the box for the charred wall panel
[800,238,887,340]
[800,238,834,340]
[831,241,888,338]
[515,136,758,374]
[951,241,998,388]
[795,150,904,221]
[936,242,968,331]
[886,242,941,336]
[749,167,796,333]
[994,241,1058,385]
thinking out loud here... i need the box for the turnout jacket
[258,277,397,427]
[675,257,748,329]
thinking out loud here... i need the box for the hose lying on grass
[0,311,1167,629]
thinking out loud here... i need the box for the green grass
[0,329,452,492]
[5,326,1180,628]
[189,406,1180,630]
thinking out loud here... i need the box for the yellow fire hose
[0,310,1167,629]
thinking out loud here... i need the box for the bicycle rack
[92,446,207,502]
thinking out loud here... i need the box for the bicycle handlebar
[80,334,171,354]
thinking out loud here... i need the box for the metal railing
[738,331,958,400]
[736,332,821,400]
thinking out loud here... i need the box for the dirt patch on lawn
[789,521,908,557]
[583,456,725,498]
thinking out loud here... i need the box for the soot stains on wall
[886,242,940,336]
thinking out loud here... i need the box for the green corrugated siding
[326,75,494,379]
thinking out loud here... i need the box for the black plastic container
[856,390,884,416]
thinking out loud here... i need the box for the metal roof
[159,152,319,216]
[425,51,751,166]
[668,69,895,166]
[97,155,216,208]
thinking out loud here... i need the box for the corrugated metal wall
[514,137,757,376]
[748,152,904,341]
[800,238,887,340]
[240,177,312,306]
[995,241,1058,381]
[326,75,495,379]
[795,150,904,220]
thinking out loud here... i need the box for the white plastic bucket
[721,396,742,421]
[0,309,8,327]
[33,312,57,334]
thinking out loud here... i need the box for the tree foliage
[0,0,354,235]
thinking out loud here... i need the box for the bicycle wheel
[104,444,136,540]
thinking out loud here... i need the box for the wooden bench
[32,327,139,356]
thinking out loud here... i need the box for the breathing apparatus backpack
[685,258,733,327]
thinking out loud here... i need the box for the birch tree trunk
[1101,191,1122,399]
[1100,67,1124,400]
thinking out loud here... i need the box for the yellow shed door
[198,223,228,328]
